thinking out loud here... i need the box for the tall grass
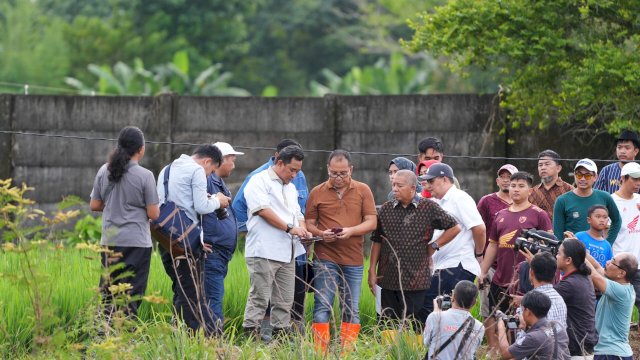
[1,246,638,359]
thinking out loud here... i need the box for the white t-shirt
[612,192,640,269]
[423,308,485,360]
[432,187,484,276]
[244,167,306,263]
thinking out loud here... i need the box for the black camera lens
[215,208,229,220]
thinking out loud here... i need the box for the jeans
[422,262,476,316]
[203,247,234,328]
[312,259,363,324]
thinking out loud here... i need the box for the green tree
[405,0,640,133]
[0,0,70,93]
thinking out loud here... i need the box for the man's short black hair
[453,280,478,309]
[276,139,302,152]
[530,252,557,283]
[418,137,444,154]
[538,149,561,165]
[510,171,534,186]
[617,254,639,282]
[327,149,352,165]
[521,290,551,319]
[192,144,222,166]
[276,145,304,165]
[587,204,608,217]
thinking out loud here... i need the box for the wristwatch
[430,242,440,251]
[285,223,294,233]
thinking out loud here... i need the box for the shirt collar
[536,176,566,189]
[209,172,224,185]
[267,166,283,184]
[440,185,456,202]
[393,194,420,208]
[536,283,553,291]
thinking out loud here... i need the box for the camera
[514,229,560,255]
[494,310,520,330]
[215,208,229,220]
[435,294,452,311]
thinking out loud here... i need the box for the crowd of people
[90,126,640,359]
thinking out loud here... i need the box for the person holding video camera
[370,170,460,329]
[423,280,484,360]
[479,171,552,353]
[554,238,598,358]
[497,290,570,359]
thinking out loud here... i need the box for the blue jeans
[422,262,476,316]
[312,259,363,324]
[204,247,234,328]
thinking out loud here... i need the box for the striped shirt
[594,162,622,194]
[535,284,567,328]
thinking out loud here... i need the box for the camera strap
[427,315,474,360]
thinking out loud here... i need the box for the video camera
[494,310,520,330]
[514,229,560,255]
[435,294,452,311]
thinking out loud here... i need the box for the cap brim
[421,174,437,180]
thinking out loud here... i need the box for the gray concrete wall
[0,94,616,212]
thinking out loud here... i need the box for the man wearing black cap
[594,130,640,194]
[421,163,486,316]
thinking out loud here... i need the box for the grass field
[1,244,638,359]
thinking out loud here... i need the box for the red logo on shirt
[627,215,639,232]
[518,216,527,224]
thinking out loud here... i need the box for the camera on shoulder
[435,294,452,311]
[514,229,560,255]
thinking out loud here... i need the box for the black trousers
[380,288,428,331]
[160,247,216,335]
[99,246,152,318]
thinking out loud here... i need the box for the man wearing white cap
[202,142,242,334]
[611,161,640,327]
[553,159,621,245]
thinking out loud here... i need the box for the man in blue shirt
[585,251,638,360]
[594,130,640,194]
[232,138,310,336]
[202,142,244,335]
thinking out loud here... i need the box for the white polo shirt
[244,166,306,263]
[432,186,484,276]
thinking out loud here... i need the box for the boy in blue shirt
[575,205,613,268]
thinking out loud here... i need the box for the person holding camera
[241,145,311,339]
[584,251,637,360]
[479,171,552,353]
[554,238,598,358]
[202,142,243,335]
[423,280,484,360]
[370,170,460,329]
[497,290,570,359]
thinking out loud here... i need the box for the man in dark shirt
[369,170,461,328]
[529,149,573,220]
[497,290,570,360]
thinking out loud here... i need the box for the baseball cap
[497,164,518,176]
[574,158,597,173]
[213,142,244,157]
[420,163,454,180]
[621,162,640,178]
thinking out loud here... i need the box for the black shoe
[243,326,259,339]
[271,326,294,343]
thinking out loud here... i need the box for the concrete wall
[0,94,616,212]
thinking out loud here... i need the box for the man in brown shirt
[305,149,377,353]
[529,149,573,219]
[369,170,460,329]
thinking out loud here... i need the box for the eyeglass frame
[574,172,595,180]
[328,171,350,179]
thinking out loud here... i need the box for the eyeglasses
[609,259,625,272]
[574,173,594,180]
[329,172,350,178]
[426,177,440,184]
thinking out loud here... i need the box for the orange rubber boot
[340,322,361,354]
[312,322,330,354]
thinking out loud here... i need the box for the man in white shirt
[422,163,486,315]
[242,145,312,339]
[156,144,230,335]
[611,161,640,326]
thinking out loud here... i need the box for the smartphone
[331,227,343,234]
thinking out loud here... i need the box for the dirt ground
[630,328,640,359]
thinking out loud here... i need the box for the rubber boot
[312,322,330,354]
[340,322,361,354]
